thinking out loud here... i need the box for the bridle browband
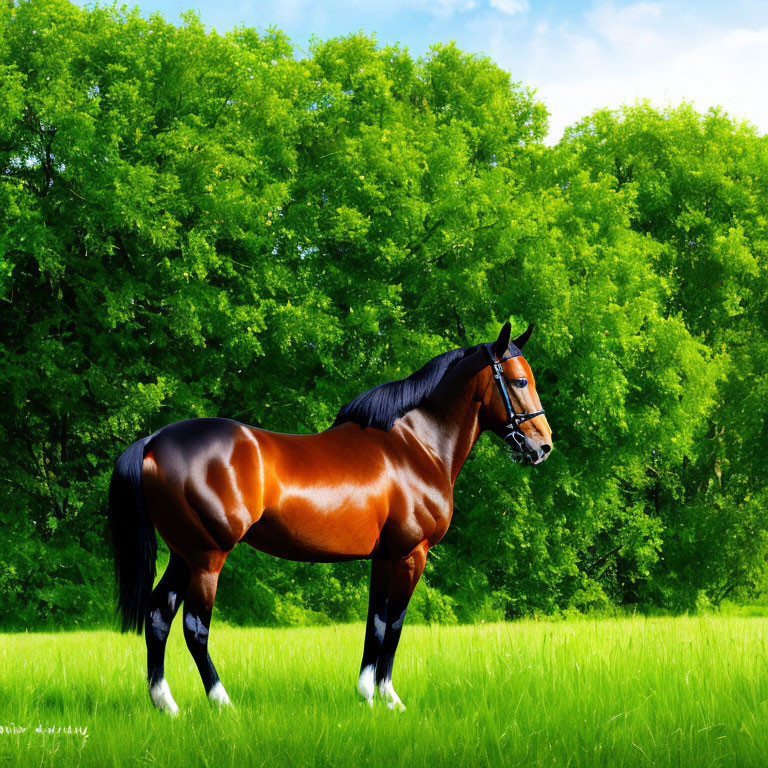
[485,345,546,463]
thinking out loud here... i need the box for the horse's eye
[512,379,528,389]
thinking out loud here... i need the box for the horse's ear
[491,321,512,359]
[513,322,534,351]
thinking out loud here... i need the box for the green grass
[2,617,768,767]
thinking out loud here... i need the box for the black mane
[333,343,487,431]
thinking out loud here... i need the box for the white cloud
[490,0,530,16]
[240,0,481,32]
[586,1,662,52]
[485,2,768,143]
[420,0,479,19]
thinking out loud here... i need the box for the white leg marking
[208,681,231,707]
[149,679,179,716]
[357,665,375,707]
[378,679,406,711]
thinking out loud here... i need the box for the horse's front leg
[376,541,428,711]
[357,558,390,706]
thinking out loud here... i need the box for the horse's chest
[387,469,453,549]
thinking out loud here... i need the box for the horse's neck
[397,370,485,484]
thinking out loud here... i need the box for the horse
[108,321,552,714]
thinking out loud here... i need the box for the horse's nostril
[541,444,551,455]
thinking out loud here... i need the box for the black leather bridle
[485,345,546,463]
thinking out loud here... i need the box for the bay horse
[108,321,552,714]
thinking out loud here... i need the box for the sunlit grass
[2,617,768,767]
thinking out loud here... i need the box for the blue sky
[76,0,768,143]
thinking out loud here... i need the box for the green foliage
[559,104,768,609]
[1,1,767,628]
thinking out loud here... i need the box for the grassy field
[2,617,768,767]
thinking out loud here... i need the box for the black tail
[108,436,157,634]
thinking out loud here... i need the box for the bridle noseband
[485,345,546,463]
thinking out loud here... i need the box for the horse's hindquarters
[142,418,260,557]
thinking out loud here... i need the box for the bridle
[485,345,546,463]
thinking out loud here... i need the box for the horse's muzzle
[506,438,551,465]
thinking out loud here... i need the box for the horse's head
[479,321,552,465]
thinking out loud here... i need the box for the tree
[1,1,766,627]
[559,104,768,608]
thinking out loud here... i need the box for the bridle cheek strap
[485,346,545,462]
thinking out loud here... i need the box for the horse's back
[241,423,394,561]
[141,417,395,561]
[146,416,243,458]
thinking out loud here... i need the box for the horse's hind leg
[182,552,231,706]
[357,559,390,706]
[146,551,190,715]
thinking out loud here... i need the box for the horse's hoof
[208,682,232,707]
[149,679,180,716]
[356,665,375,707]
[378,680,406,711]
